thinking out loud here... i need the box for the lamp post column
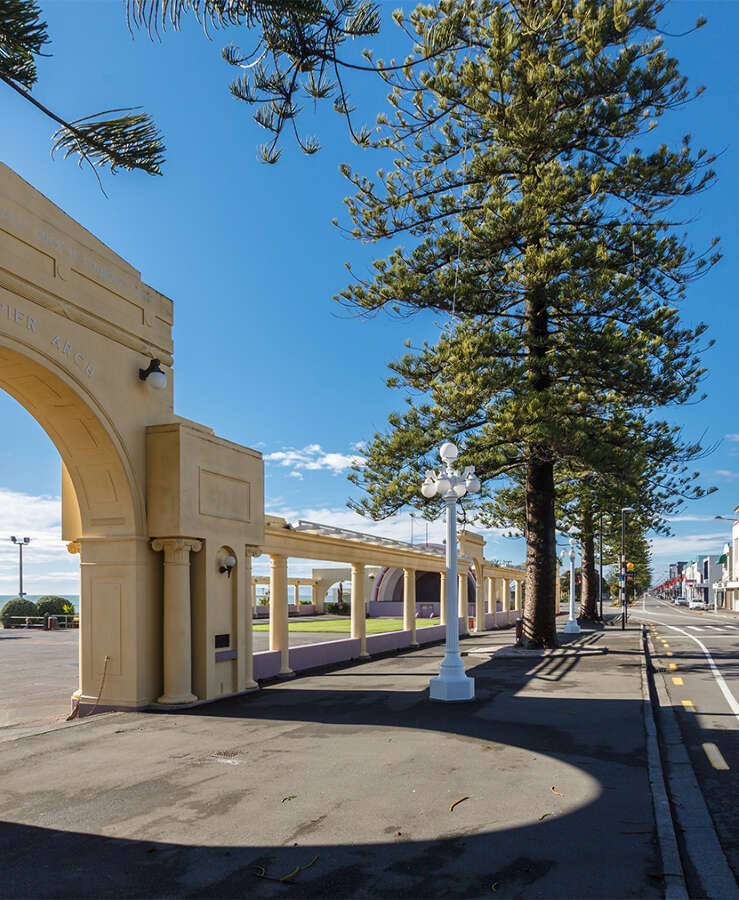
[429,493,474,701]
[439,571,447,625]
[563,538,581,634]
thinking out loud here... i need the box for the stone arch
[0,334,157,714]
[0,337,142,537]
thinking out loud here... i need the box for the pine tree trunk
[580,508,599,620]
[522,452,558,648]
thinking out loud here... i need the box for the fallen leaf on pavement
[450,796,469,812]
[282,795,297,803]
[550,786,564,797]
[538,813,551,821]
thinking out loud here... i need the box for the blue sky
[0,0,737,594]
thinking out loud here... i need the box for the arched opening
[0,336,155,713]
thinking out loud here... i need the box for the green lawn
[253,617,440,634]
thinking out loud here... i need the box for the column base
[429,673,475,702]
[562,619,581,634]
[277,669,295,679]
[157,692,197,705]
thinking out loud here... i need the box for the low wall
[253,604,318,619]
[252,625,450,682]
[368,601,474,618]
[289,637,361,670]
[253,650,281,680]
[417,624,446,644]
[366,630,412,654]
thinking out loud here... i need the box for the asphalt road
[632,595,739,882]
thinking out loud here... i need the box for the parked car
[688,598,708,610]
[674,597,689,606]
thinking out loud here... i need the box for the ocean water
[0,594,79,612]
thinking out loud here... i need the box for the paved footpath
[1,626,665,899]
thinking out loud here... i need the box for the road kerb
[640,625,689,900]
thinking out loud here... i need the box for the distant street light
[9,536,31,598]
[621,508,635,629]
[560,538,580,634]
[421,441,480,702]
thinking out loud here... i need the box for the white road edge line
[644,614,739,723]
[702,743,730,771]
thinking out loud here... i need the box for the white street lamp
[561,538,580,634]
[420,442,480,702]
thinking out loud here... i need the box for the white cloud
[649,531,728,560]
[0,488,78,594]
[264,444,366,477]
[667,515,724,523]
[725,434,739,442]
[288,471,304,480]
[715,470,739,479]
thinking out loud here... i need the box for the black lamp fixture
[219,555,237,578]
[139,358,167,390]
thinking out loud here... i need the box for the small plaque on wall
[215,633,230,649]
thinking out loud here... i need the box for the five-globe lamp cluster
[421,442,480,501]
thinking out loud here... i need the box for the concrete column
[241,548,259,692]
[403,567,417,646]
[439,571,447,625]
[514,580,522,612]
[293,582,300,608]
[251,577,257,612]
[474,569,485,632]
[351,562,368,658]
[153,538,201,705]
[458,572,469,635]
[486,576,495,615]
[269,554,293,677]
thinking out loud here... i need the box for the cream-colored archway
[0,163,264,713]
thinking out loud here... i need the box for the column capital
[66,540,81,555]
[245,545,262,559]
[152,538,202,562]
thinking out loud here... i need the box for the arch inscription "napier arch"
[0,163,265,713]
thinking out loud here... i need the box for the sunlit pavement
[0,625,663,899]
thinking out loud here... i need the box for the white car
[688,598,708,610]
[674,597,689,606]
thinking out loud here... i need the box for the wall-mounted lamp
[139,358,167,390]
[219,555,237,578]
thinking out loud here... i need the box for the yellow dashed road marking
[681,700,696,713]
[702,743,730,771]
[668,663,677,670]
[672,677,684,686]
[666,651,673,657]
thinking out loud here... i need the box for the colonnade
[261,554,526,678]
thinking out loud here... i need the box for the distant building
[669,561,687,582]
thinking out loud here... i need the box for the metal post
[620,512,625,629]
[429,492,474,701]
[18,541,24,598]
[598,513,603,622]
[563,538,580,634]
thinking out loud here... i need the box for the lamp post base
[562,619,581,634]
[429,670,475,702]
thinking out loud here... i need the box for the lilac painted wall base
[289,637,361,670]
[368,600,474,618]
[417,624,446,644]
[252,625,450,683]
